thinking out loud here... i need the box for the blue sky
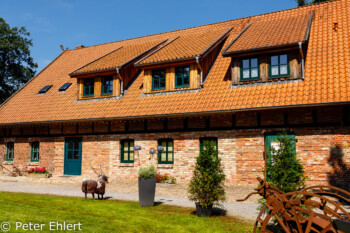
[1,0,297,72]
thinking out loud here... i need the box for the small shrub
[188,141,226,207]
[138,165,157,179]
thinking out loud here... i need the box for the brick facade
[1,106,350,189]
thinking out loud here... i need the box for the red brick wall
[0,106,349,189]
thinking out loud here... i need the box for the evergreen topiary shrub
[266,131,307,193]
[188,141,226,213]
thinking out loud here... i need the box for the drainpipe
[196,56,203,87]
[298,42,305,80]
[116,67,124,95]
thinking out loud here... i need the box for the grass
[0,192,253,232]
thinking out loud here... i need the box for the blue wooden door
[64,137,82,175]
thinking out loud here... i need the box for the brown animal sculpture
[82,175,108,200]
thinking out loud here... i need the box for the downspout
[196,56,203,87]
[298,42,305,80]
[116,67,124,95]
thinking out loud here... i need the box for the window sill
[28,162,39,166]
[76,95,122,102]
[3,161,14,165]
[119,163,135,167]
[240,78,261,82]
[157,164,174,169]
[268,75,290,79]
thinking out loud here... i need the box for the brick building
[1,0,350,187]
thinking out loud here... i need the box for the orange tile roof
[70,39,167,76]
[222,12,312,55]
[0,0,349,125]
[136,27,233,66]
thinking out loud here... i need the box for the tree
[267,132,307,193]
[188,141,226,209]
[0,17,37,103]
[295,0,331,7]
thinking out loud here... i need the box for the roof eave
[1,101,349,127]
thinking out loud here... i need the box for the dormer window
[175,66,190,88]
[270,54,289,78]
[83,78,94,97]
[241,58,259,80]
[152,69,166,90]
[101,76,113,95]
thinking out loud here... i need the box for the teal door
[64,137,82,175]
[265,132,296,180]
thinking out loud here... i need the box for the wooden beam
[108,121,111,133]
[205,117,210,129]
[184,118,189,130]
[76,123,79,134]
[342,106,349,126]
[125,120,129,132]
[257,113,261,127]
[144,119,148,131]
[61,124,64,135]
[163,118,168,130]
[92,122,95,133]
[312,109,318,125]
[284,111,289,126]
[232,114,236,127]
[1,121,344,138]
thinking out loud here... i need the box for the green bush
[138,165,157,179]
[188,141,226,207]
[267,132,307,193]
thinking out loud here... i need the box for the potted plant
[188,141,226,217]
[27,167,51,178]
[138,165,157,207]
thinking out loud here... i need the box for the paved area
[0,175,259,221]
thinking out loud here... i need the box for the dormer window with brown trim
[135,27,233,94]
[69,39,169,100]
[222,12,313,86]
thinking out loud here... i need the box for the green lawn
[0,192,253,232]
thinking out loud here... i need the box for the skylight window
[59,83,72,92]
[38,85,53,94]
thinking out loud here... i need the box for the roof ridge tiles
[66,0,340,51]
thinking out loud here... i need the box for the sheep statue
[82,164,108,200]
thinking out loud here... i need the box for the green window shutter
[158,139,174,164]
[152,69,166,90]
[121,139,134,163]
[83,78,95,97]
[31,142,40,162]
[175,66,190,87]
[199,137,218,157]
[6,142,14,161]
[240,58,260,81]
[101,76,113,95]
[269,54,290,78]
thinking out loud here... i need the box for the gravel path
[0,180,259,221]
